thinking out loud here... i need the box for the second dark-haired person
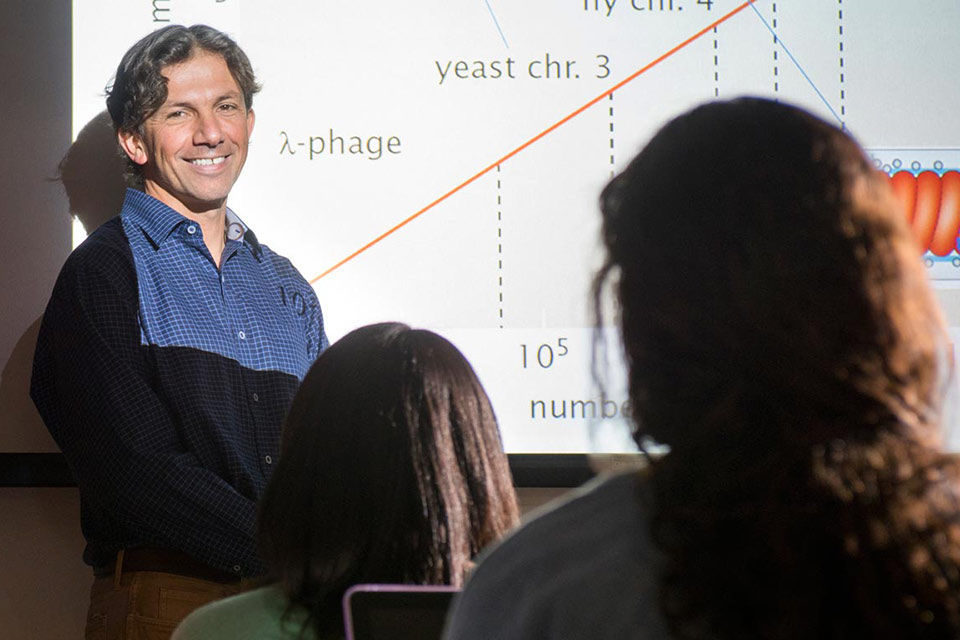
[31,24,327,638]
[173,323,520,639]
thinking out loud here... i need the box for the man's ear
[246,107,255,138]
[118,129,149,166]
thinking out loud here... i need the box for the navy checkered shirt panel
[31,189,327,577]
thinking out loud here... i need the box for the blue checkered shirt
[31,189,327,577]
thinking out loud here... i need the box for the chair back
[342,583,459,640]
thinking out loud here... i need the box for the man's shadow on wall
[0,110,127,452]
[59,110,129,233]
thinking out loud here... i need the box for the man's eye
[219,103,239,112]
[168,110,186,119]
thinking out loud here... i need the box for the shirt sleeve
[305,281,329,358]
[31,236,264,575]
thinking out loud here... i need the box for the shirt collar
[120,188,263,258]
[225,208,264,259]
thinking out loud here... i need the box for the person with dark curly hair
[32,25,327,639]
[172,323,520,639]
[444,97,960,639]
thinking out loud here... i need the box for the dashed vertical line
[712,27,719,98]
[496,165,504,328]
[608,93,615,178]
[772,2,779,97]
[838,0,846,128]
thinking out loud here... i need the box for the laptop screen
[343,584,459,640]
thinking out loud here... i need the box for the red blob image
[887,170,960,256]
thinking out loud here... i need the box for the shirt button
[232,564,241,573]
[264,455,273,464]
[238,330,246,340]
[186,225,197,235]
[252,393,260,402]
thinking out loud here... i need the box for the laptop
[342,584,459,640]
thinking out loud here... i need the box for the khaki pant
[85,570,244,640]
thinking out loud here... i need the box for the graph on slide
[308,1,755,283]
[72,1,960,452]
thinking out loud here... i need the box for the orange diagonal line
[311,0,755,283]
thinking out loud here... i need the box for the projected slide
[72,1,960,453]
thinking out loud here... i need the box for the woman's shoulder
[445,471,668,639]
[172,585,314,640]
[475,471,652,578]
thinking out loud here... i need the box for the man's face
[119,51,255,216]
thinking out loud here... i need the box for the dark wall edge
[0,453,75,487]
[0,453,598,488]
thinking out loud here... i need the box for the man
[31,25,327,638]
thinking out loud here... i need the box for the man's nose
[193,110,224,146]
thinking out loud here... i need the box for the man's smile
[187,156,227,167]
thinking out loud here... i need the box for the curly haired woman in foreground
[445,98,960,639]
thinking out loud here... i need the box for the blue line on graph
[484,0,509,48]
[748,2,843,126]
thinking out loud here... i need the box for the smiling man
[31,25,327,639]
